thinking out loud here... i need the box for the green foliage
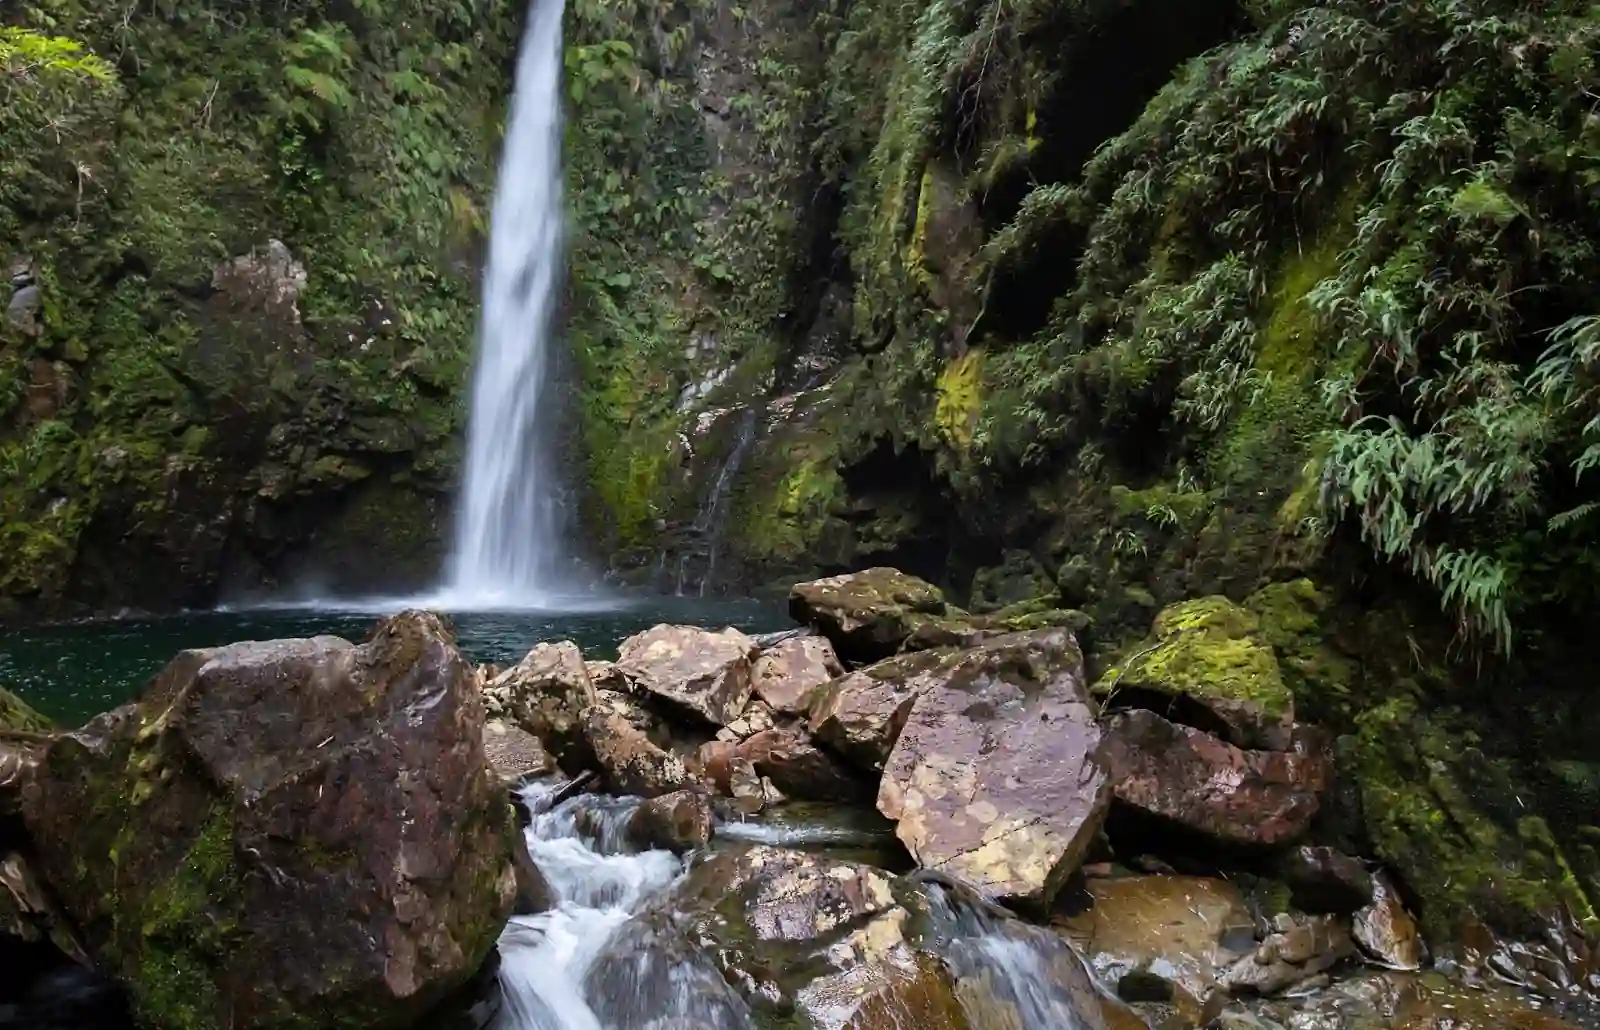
[0,0,518,610]
[846,0,1600,653]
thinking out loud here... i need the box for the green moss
[1097,596,1292,718]
[1244,578,1360,722]
[0,685,53,732]
[742,458,847,563]
[1348,698,1599,943]
[934,348,984,450]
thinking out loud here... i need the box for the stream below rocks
[496,781,1118,1030]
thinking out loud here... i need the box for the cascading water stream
[448,0,571,606]
[493,784,753,1030]
[494,782,1117,1030]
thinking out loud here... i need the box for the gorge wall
[4,0,1600,959]
[1,0,521,616]
[557,0,1600,955]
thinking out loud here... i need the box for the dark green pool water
[0,597,789,727]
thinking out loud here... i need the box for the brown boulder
[807,647,957,772]
[583,694,701,798]
[1104,709,1329,846]
[1353,870,1424,970]
[752,634,843,713]
[1057,874,1256,1013]
[877,629,1111,908]
[21,611,516,1030]
[626,789,714,853]
[585,659,629,692]
[616,624,758,725]
[683,844,898,944]
[789,568,953,664]
[794,951,970,1030]
[482,719,558,785]
[739,726,868,804]
[1222,912,1355,995]
[483,640,596,769]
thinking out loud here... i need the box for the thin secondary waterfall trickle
[448,0,570,605]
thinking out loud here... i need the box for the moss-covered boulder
[0,688,51,736]
[21,611,517,1030]
[1344,697,1599,948]
[1096,596,1297,751]
[790,568,956,664]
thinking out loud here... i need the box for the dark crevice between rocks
[1101,800,1301,880]
[0,940,132,1030]
[1097,686,1239,745]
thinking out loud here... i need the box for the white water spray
[449,0,572,607]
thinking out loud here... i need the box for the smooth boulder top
[21,610,516,1030]
[876,627,1111,910]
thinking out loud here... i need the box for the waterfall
[448,0,571,607]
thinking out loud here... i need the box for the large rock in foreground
[877,628,1111,908]
[616,624,758,725]
[22,611,517,1030]
[789,568,953,664]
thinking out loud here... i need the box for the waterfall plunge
[448,0,572,607]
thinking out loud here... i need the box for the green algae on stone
[1095,596,1295,751]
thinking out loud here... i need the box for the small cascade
[689,406,759,596]
[493,784,753,1030]
[920,880,1112,1029]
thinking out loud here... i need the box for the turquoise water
[0,598,789,727]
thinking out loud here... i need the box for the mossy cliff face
[573,0,1600,646]
[564,0,1600,954]
[1,2,522,618]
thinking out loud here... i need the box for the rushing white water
[922,881,1109,1029]
[449,0,573,608]
[494,784,753,1030]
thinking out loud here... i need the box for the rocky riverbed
[2,568,1595,1030]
